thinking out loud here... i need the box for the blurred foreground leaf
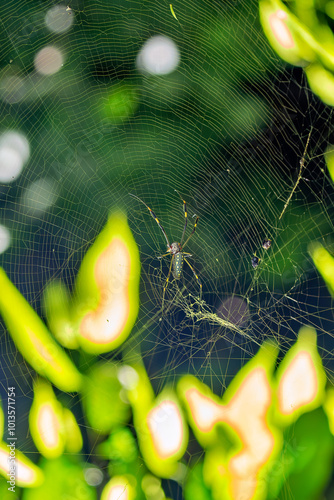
[266,408,334,499]
[0,268,82,392]
[22,456,96,500]
[82,362,130,433]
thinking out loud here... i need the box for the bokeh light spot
[45,4,74,33]
[117,365,139,390]
[136,35,180,75]
[84,466,104,486]
[0,225,11,254]
[34,46,64,76]
[217,297,250,327]
[0,75,26,104]
[0,131,30,182]
[21,178,58,215]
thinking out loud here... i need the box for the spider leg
[184,257,202,299]
[130,193,170,248]
[174,190,188,245]
[182,216,199,250]
[162,256,174,313]
[157,252,171,259]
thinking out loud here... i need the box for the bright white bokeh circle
[136,35,180,75]
[117,365,139,390]
[0,225,11,254]
[0,131,30,182]
[34,46,64,75]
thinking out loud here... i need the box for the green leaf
[184,462,212,500]
[0,268,82,392]
[266,408,334,500]
[22,456,96,500]
[97,427,138,463]
[0,476,20,499]
[82,362,130,433]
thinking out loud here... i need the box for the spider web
[0,0,334,498]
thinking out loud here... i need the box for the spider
[130,192,202,310]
